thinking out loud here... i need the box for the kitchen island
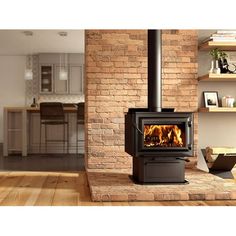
[3,106,84,156]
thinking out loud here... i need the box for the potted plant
[209,48,221,74]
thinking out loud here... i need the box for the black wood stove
[125,30,194,183]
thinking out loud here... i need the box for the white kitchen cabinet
[54,65,68,94]
[39,64,53,94]
[3,108,27,156]
[38,53,84,95]
[69,65,83,94]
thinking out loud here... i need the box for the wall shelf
[199,41,236,51]
[198,73,236,82]
[199,107,236,113]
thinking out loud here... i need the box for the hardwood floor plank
[52,173,79,206]
[24,174,49,206]
[0,172,11,184]
[0,173,25,205]
[34,175,59,206]
[77,172,98,205]
[128,201,163,206]
[205,200,236,206]
[178,201,208,206]
[102,202,113,206]
[221,201,236,206]
[109,202,130,206]
[158,201,183,206]
[0,174,47,206]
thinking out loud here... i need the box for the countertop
[4,106,78,113]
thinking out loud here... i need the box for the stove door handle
[132,122,144,135]
[176,157,190,162]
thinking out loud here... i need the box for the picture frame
[203,91,219,108]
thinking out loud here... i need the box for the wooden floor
[0,171,236,206]
[0,148,85,172]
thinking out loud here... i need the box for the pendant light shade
[25,68,33,80]
[25,55,33,80]
[59,68,68,80]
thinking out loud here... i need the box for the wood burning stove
[125,109,193,158]
[124,30,194,183]
[125,109,193,183]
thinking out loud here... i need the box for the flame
[144,125,184,147]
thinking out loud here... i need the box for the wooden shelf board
[199,41,236,51]
[198,73,236,82]
[199,107,236,113]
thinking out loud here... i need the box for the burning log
[144,125,184,147]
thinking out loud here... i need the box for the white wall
[0,55,26,143]
[198,51,236,150]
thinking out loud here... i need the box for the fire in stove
[144,124,185,147]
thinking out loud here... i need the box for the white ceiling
[0,30,84,55]
[0,30,230,55]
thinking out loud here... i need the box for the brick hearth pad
[87,168,236,201]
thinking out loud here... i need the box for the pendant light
[25,55,33,80]
[24,31,33,80]
[58,31,68,80]
[59,53,68,80]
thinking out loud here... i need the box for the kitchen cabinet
[40,64,53,94]
[3,107,85,156]
[54,65,68,94]
[38,53,84,95]
[69,65,83,94]
[3,108,27,156]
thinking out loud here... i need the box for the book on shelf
[211,34,236,40]
[216,30,236,34]
[211,33,236,37]
[211,38,236,42]
[200,31,236,44]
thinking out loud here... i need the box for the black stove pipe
[148,30,162,112]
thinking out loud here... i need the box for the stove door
[137,117,193,157]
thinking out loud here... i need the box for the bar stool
[76,102,85,154]
[39,102,69,153]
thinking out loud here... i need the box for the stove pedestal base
[129,175,189,185]
[133,156,186,184]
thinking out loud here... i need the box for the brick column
[85,30,198,170]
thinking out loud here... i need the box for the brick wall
[85,30,198,170]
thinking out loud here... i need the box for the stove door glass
[144,124,186,148]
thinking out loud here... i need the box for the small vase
[209,60,214,73]
[212,60,221,74]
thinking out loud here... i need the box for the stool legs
[39,123,42,153]
[39,123,69,154]
[63,123,65,153]
[76,122,78,154]
[45,124,47,153]
[67,124,69,154]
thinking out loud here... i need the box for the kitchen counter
[3,106,84,156]
[4,105,77,112]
